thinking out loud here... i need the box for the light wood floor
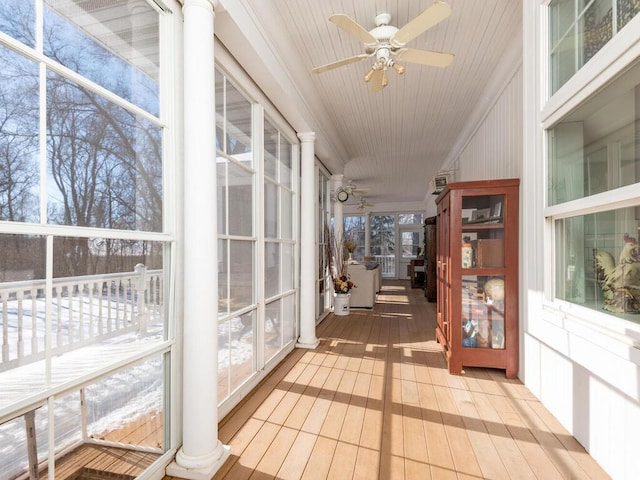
[191,281,611,480]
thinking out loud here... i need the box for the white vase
[334,293,350,316]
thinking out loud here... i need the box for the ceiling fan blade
[329,14,377,45]
[396,48,454,67]
[369,69,386,92]
[391,1,452,46]
[312,54,369,74]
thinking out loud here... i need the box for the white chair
[347,263,378,308]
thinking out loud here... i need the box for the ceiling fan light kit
[312,1,454,92]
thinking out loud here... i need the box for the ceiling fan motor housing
[374,12,391,26]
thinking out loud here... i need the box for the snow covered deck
[0,267,165,479]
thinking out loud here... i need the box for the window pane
[218,238,229,314]
[228,161,253,236]
[217,158,227,235]
[0,46,39,223]
[46,71,163,231]
[344,215,365,260]
[279,139,292,188]
[225,82,252,164]
[264,299,281,363]
[402,231,421,258]
[218,310,257,403]
[229,310,255,393]
[548,0,638,94]
[618,0,640,29]
[582,0,613,65]
[0,235,46,410]
[215,68,224,151]
[282,294,295,345]
[0,0,35,47]
[264,120,278,180]
[282,243,294,291]
[281,191,292,240]
[265,241,280,299]
[555,209,640,323]
[49,237,165,383]
[399,213,424,224]
[550,25,577,94]
[44,0,160,116]
[85,356,165,449]
[264,181,278,238]
[229,239,254,310]
[548,59,640,205]
[1,415,32,479]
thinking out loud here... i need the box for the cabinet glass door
[460,194,506,349]
[461,275,505,349]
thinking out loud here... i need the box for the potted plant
[343,238,358,262]
[325,228,356,316]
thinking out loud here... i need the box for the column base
[166,442,231,480]
[296,337,319,349]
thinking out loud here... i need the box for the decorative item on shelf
[593,233,640,314]
[470,208,491,222]
[483,278,505,305]
[462,236,474,268]
[462,318,477,347]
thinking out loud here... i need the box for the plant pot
[334,292,350,316]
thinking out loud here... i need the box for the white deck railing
[373,255,395,277]
[0,265,162,372]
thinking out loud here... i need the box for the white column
[296,132,320,349]
[365,211,371,256]
[332,174,344,242]
[166,1,230,478]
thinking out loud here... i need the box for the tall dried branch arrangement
[325,225,348,282]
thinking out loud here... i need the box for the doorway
[399,226,423,280]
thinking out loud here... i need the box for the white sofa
[347,262,381,308]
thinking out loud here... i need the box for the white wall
[424,62,523,221]
[521,3,640,479]
[456,66,523,182]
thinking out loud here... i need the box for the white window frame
[541,3,640,348]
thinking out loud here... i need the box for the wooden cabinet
[435,179,519,378]
[424,216,437,302]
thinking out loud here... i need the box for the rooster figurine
[593,233,640,314]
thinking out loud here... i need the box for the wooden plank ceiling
[243,0,522,206]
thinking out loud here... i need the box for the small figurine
[593,233,640,314]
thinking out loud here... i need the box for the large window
[548,58,640,324]
[216,69,256,402]
[317,172,331,318]
[0,1,170,478]
[216,69,299,405]
[263,117,296,364]
[344,215,366,260]
[549,0,640,94]
[371,215,396,276]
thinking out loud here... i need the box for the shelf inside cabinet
[462,222,504,230]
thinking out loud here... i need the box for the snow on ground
[0,293,255,479]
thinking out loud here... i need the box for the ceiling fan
[356,197,374,211]
[312,1,455,92]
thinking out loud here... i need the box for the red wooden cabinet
[435,179,519,378]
